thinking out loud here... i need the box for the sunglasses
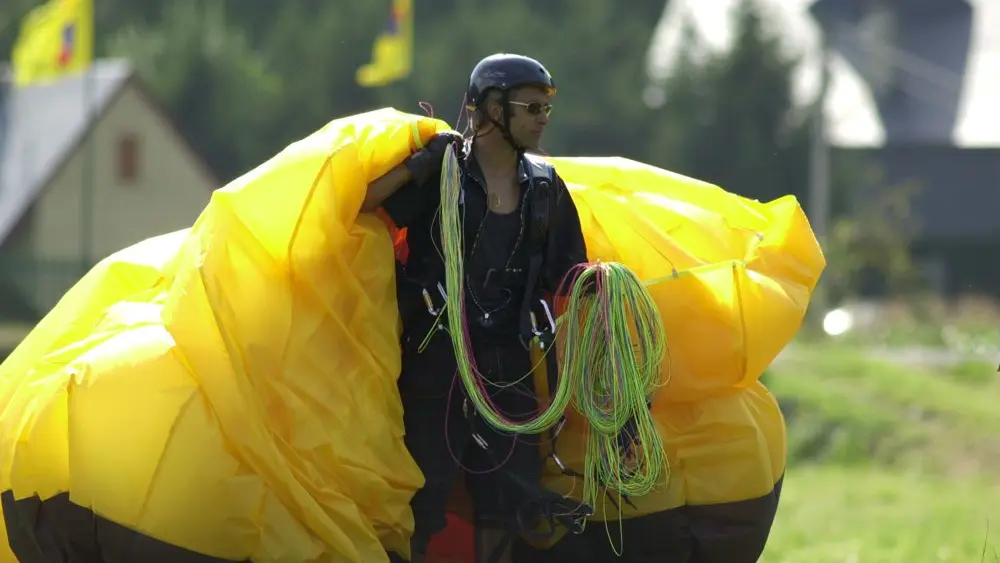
[508,101,553,117]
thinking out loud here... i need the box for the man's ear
[488,98,503,122]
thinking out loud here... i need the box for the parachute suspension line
[556,262,669,538]
[439,145,670,547]
[439,144,572,434]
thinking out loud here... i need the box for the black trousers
[509,476,783,563]
[388,326,543,562]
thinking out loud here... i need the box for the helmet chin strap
[488,90,523,152]
[470,90,526,157]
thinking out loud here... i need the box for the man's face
[501,86,553,151]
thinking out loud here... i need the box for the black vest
[396,151,557,347]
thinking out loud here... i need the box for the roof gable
[648,0,1000,147]
[0,59,132,245]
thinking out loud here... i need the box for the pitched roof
[0,59,132,246]
[646,0,1000,147]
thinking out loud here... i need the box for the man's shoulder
[521,152,561,187]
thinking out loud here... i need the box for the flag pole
[82,69,93,270]
[80,0,94,272]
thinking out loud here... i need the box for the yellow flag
[356,0,413,88]
[12,0,94,87]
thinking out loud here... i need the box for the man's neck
[472,134,518,176]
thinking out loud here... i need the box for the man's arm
[362,131,464,222]
[362,165,430,230]
[545,176,589,295]
[361,164,414,214]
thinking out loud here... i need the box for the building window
[117,134,140,184]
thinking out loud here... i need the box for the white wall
[22,82,216,312]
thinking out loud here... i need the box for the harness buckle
[523,495,594,538]
[563,501,594,535]
[420,288,438,315]
[525,297,557,350]
[548,417,572,474]
[420,282,449,316]
[471,431,489,451]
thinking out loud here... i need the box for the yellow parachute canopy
[0,108,824,563]
[535,156,821,525]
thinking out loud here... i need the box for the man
[361,53,590,563]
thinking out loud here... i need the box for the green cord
[437,145,669,539]
[558,261,668,513]
[439,144,573,434]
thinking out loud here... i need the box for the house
[0,58,218,349]
[835,144,1000,295]
[810,0,1000,296]
[809,0,998,147]
[647,0,999,146]
[644,0,888,146]
[646,0,1000,296]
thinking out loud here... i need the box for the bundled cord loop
[437,143,669,515]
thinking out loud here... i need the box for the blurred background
[0,0,998,561]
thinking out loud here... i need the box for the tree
[105,2,284,182]
[822,164,923,303]
[644,0,811,205]
[2,0,664,182]
[639,0,918,305]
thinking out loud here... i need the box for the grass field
[763,466,1000,562]
[759,344,1000,563]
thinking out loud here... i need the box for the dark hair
[472,89,503,131]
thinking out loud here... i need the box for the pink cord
[444,262,600,443]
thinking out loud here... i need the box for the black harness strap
[403,152,558,351]
[464,408,594,563]
[399,153,584,562]
[517,153,557,351]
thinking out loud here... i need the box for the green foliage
[770,344,1000,471]
[822,162,924,303]
[637,0,919,302]
[2,4,990,559]
[104,2,284,181]
[1,0,826,207]
[645,0,811,205]
[763,465,1000,563]
[6,0,921,306]
[765,344,1000,562]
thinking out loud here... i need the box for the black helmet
[466,53,556,109]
